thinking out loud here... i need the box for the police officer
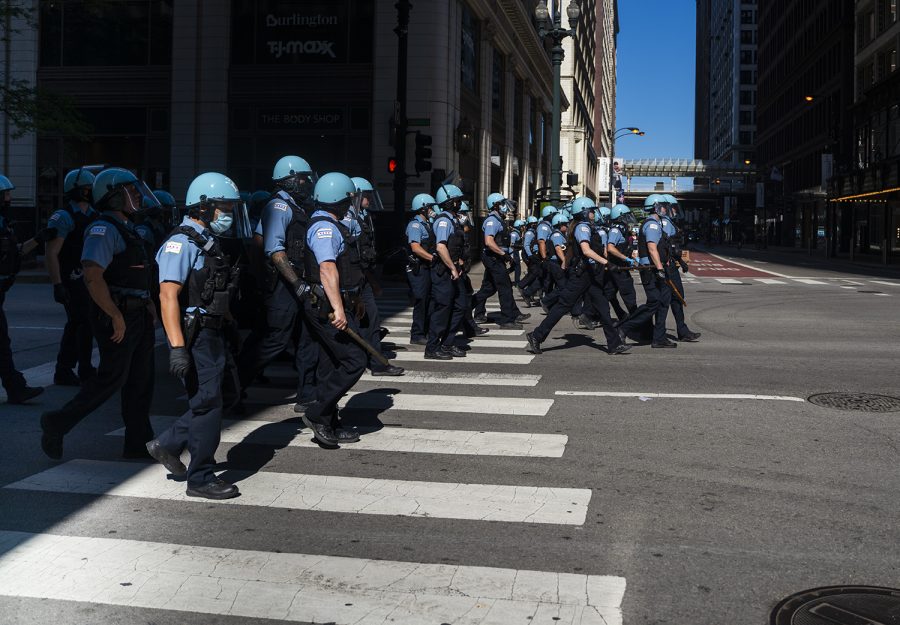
[405,193,437,345]
[40,168,158,459]
[425,184,469,360]
[0,174,43,404]
[300,172,369,448]
[135,190,170,251]
[542,212,570,310]
[606,203,639,315]
[535,206,557,299]
[472,193,528,328]
[594,205,628,322]
[526,198,629,356]
[660,194,700,342]
[44,169,98,386]
[153,189,178,231]
[518,215,541,305]
[510,219,525,286]
[237,155,320,414]
[145,172,243,499]
[617,195,676,348]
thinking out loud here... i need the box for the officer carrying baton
[326,312,392,367]
[666,277,688,308]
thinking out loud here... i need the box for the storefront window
[39,0,173,67]
[460,4,478,93]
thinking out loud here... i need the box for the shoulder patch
[164,241,183,254]
[647,223,660,230]
[410,222,421,229]
[315,227,333,239]
[272,202,289,212]
[87,224,107,236]
[436,221,449,228]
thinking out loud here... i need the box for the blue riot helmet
[435,183,464,211]
[0,173,13,213]
[185,172,249,237]
[92,168,158,216]
[570,196,598,221]
[248,190,270,225]
[153,189,178,226]
[643,194,665,215]
[458,201,471,213]
[597,206,612,225]
[551,212,570,228]
[0,174,13,192]
[351,176,384,214]
[513,219,525,228]
[63,168,95,203]
[540,205,557,219]
[313,172,356,219]
[611,203,635,224]
[273,155,314,200]
[486,192,508,214]
[526,215,538,224]
[410,193,436,213]
[662,194,680,220]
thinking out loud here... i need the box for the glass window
[461,4,478,92]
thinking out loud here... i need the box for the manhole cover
[771,586,900,624]
[808,393,900,413]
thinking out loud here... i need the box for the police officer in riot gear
[348,177,403,376]
[301,172,369,448]
[405,193,437,345]
[535,205,556,299]
[606,203,639,315]
[145,172,244,500]
[426,184,469,360]
[526,197,629,355]
[510,218,525,287]
[44,168,99,386]
[518,215,541,305]
[237,155,320,414]
[472,193,528,328]
[40,168,159,459]
[542,212,570,310]
[0,174,44,404]
[660,194,700,342]
[153,189,178,229]
[617,194,676,348]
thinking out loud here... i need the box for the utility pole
[392,0,410,215]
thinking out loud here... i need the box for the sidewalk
[695,244,900,280]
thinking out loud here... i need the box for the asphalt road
[1,250,899,625]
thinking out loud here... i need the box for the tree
[0,0,90,140]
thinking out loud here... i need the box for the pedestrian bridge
[622,159,757,178]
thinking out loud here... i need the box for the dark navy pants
[532,266,620,349]
[519,258,543,296]
[473,253,520,323]
[157,327,237,487]
[667,267,692,338]
[56,277,95,376]
[0,288,27,394]
[619,269,672,344]
[427,264,466,352]
[359,282,389,372]
[608,268,638,313]
[405,263,431,341]
[237,279,318,403]
[542,261,567,309]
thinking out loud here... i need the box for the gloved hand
[168,346,191,379]
[52,283,70,305]
[654,268,667,282]
[293,280,311,301]
[625,257,636,267]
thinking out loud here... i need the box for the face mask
[210,211,233,234]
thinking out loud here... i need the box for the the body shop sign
[259,1,346,63]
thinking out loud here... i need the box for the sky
[614,0,697,187]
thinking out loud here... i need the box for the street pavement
[1,251,899,625]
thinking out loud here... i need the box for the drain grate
[808,392,900,413]
[771,586,900,625]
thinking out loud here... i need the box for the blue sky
[614,0,696,164]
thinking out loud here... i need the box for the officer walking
[660,194,700,342]
[518,215,541,305]
[617,195,676,348]
[472,193,528,328]
[526,197,629,355]
[510,218,525,287]
[606,204,639,314]
[0,174,44,404]
[40,168,158,459]
[542,212,570,310]
[300,172,370,448]
[145,172,243,499]
[236,155,319,414]
[405,193,437,345]
[425,184,469,360]
[535,206,557,299]
[44,169,98,386]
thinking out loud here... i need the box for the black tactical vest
[357,212,377,267]
[0,219,19,276]
[438,216,465,262]
[406,218,435,255]
[637,218,670,263]
[99,217,151,293]
[485,214,510,253]
[304,215,364,291]
[58,205,97,281]
[280,194,310,268]
[177,226,238,316]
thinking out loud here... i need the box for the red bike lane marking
[686,252,777,278]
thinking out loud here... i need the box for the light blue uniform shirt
[660,216,677,237]
[340,207,363,237]
[47,202,96,240]
[81,211,149,298]
[608,226,627,247]
[156,217,209,312]
[574,222,596,264]
[523,229,537,257]
[536,221,553,242]
[639,217,663,265]
[306,210,345,264]
[509,229,521,253]
[433,211,456,244]
[261,190,301,257]
[549,230,566,262]
[406,215,429,244]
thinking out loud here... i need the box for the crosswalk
[680,276,900,295]
[0,290,627,624]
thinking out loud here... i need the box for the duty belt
[113,295,149,312]
[198,315,226,330]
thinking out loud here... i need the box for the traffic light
[388,157,398,174]
[414,132,432,174]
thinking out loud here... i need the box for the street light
[534,0,580,203]
[608,126,644,204]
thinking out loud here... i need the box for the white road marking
[387,335,527,348]
[870,280,900,287]
[555,391,806,402]
[792,279,828,285]
[379,303,501,312]
[5,460,592,525]
[840,286,855,289]
[360,371,541,386]
[837,280,864,285]
[754,278,786,285]
[715,278,744,284]
[381,326,525,336]
[392,351,535,365]
[343,391,553,416]
[874,293,891,297]
[110,416,566,457]
[0,531,626,624]
[704,252,792,277]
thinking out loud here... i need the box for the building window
[740,10,755,24]
[740,29,756,45]
[40,0,173,66]
[740,49,756,64]
[740,69,755,85]
[739,89,755,105]
[492,48,504,114]
[461,4,478,93]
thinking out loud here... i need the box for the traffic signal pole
[392,0,410,215]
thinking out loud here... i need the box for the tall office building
[592,0,619,200]
[694,0,711,160]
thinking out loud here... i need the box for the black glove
[654,268,667,282]
[169,346,191,379]
[52,283,70,305]
[293,280,311,301]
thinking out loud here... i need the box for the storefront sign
[258,108,344,130]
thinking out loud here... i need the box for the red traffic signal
[388,157,398,174]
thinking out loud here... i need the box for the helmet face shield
[360,189,384,213]
[210,200,252,239]
[125,179,160,215]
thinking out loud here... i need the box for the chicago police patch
[88,224,107,236]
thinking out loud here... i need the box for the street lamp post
[534,0,580,204]
[608,127,642,205]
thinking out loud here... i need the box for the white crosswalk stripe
[870,280,900,287]
[0,531,626,625]
[381,325,525,336]
[387,335,527,348]
[715,278,745,284]
[343,391,553,416]
[754,278,786,284]
[5,460,592,525]
[791,278,828,285]
[392,351,535,365]
[359,370,540,386]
